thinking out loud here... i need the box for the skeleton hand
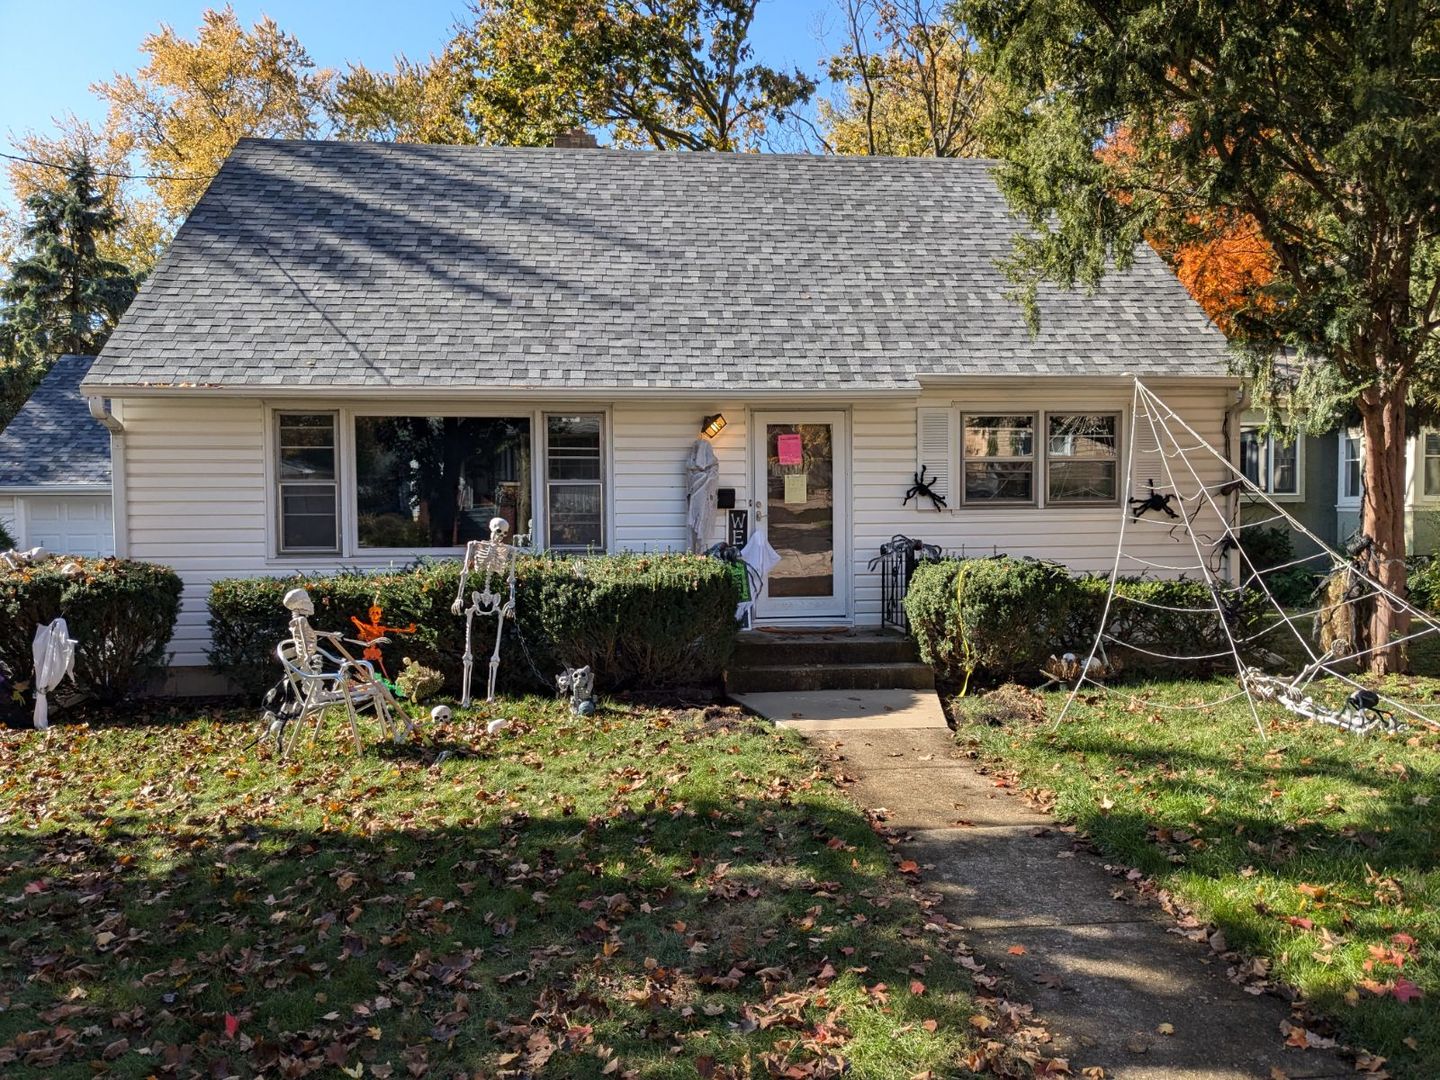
[450,598,464,615]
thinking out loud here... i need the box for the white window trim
[959,411,1040,507]
[273,410,341,556]
[1239,425,1305,502]
[944,407,1128,510]
[543,411,608,553]
[1418,429,1440,503]
[1337,428,1363,509]
[263,402,613,563]
[1043,410,1124,507]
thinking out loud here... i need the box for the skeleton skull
[283,588,315,617]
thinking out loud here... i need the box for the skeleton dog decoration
[452,516,524,706]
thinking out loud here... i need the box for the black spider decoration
[903,466,948,512]
[1128,479,1179,520]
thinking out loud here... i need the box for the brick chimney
[552,128,599,149]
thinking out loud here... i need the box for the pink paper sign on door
[777,433,803,466]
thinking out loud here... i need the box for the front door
[752,412,850,621]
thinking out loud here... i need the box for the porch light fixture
[701,413,727,439]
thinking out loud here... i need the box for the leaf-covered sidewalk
[2,701,1000,1079]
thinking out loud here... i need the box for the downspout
[86,397,128,558]
[1223,385,1250,586]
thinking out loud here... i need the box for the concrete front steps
[724,628,935,694]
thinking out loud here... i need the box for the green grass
[0,700,981,1078]
[961,676,1440,1078]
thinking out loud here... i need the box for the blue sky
[0,0,838,155]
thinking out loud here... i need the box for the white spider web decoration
[1056,379,1440,738]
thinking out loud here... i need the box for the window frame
[274,410,341,555]
[1420,429,1440,500]
[1338,428,1363,507]
[1043,411,1123,506]
[264,403,613,562]
[1239,425,1303,500]
[959,411,1039,507]
[543,411,607,553]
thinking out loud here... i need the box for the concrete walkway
[811,726,1353,1080]
[731,688,948,731]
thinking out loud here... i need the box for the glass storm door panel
[753,412,849,620]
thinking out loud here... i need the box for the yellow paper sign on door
[784,473,808,505]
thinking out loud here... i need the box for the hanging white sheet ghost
[451,516,523,706]
[32,618,77,730]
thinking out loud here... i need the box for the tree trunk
[1358,381,1410,674]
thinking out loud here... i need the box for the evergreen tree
[0,154,138,425]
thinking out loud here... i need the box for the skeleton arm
[452,540,479,614]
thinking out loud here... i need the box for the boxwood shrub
[905,556,1264,686]
[0,556,183,703]
[207,553,739,699]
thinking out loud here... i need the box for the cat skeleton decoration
[451,517,524,706]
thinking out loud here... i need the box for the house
[0,354,114,556]
[1238,417,1440,559]
[82,139,1237,690]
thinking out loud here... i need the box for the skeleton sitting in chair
[261,587,405,757]
[452,516,524,706]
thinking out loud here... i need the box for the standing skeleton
[451,516,524,705]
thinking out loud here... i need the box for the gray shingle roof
[87,139,1232,392]
[0,355,111,488]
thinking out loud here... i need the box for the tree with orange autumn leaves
[1101,126,1279,338]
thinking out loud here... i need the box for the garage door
[25,496,114,557]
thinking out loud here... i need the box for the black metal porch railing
[871,535,942,632]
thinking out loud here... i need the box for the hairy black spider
[1128,478,1179,520]
[903,465,948,512]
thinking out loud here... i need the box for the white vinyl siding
[852,383,1232,626]
[610,403,748,552]
[112,382,1232,669]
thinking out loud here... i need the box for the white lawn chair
[260,588,408,758]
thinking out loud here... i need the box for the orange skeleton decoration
[349,604,415,676]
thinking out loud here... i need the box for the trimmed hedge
[0,556,183,703]
[905,556,1263,686]
[208,553,739,699]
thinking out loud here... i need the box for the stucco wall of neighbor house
[0,495,15,542]
[111,380,1233,682]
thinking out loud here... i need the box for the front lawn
[963,677,1440,1079]
[0,701,983,1079]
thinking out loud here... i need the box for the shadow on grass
[970,705,1440,1078]
[0,793,975,1079]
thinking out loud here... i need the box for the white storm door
[751,412,850,621]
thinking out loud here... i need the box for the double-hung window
[1046,413,1119,503]
[961,414,1035,503]
[1240,426,1300,496]
[545,414,605,551]
[1423,432,1440,497]
[1340,430,1363,502]
[276,413,339,553]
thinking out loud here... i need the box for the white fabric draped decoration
[685,438,720,553]
[33,618,77,730]
[735,525,781,622]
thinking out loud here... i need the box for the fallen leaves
[0,703,992,1078]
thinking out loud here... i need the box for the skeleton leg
[461,596,477,707]
[486,605,509,703]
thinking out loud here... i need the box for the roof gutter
[86,395,124,433]
[76,383,925,402]
[84,396,128,558]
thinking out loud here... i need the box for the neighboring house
[82,139,1237,689]
[0,355,114,556]
[1238,417,1440,558]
